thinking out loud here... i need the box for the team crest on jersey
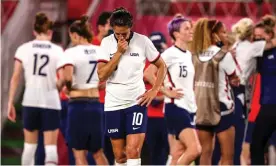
[130,53,139,57]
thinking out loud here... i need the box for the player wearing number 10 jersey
[57,16,108,165]
[7,13,62,165]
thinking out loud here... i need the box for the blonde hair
[231,18,254,41]
[190,18,212,55]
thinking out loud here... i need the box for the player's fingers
[146,97,154,107]
[140,97,149,106]
[176,88,183,92]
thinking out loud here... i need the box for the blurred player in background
[91,11,115,165]
[97,7,167,166]
[7,12,63,165]
[142,31,169,165]
[251,16,276,165]
[57,16,108,165]
[162,17,202,165]
[191,18,240,165]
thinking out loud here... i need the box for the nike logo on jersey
[133,127,140,130]
[130,53,139,57]
[110,53,116,59]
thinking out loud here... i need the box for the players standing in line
[191,18,240,165]
[7,13,63,165]
[162,17,202,165]
[97,7,167,166]
[57,16,108,165]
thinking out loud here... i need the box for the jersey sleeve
[98,38,110,63]
[251,41,266,57]
[161,51,172,67]
[57,49,75,69]
[14,45,24,63]
[220,52,237,76]
[145,37,160,63]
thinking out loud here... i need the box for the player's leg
[59,99,75,165]
[240,121,255,165]
[251,105,276,165]
[22,107,40,165]
[105,110,127,164]
[42,109,59,165]
[196,127,215,165]
[88,101,108,165]
[174,112,201,165]
[216,113,235,165]
[125,105,148,165]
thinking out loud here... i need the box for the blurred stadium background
[1,0,275,165]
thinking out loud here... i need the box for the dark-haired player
[97,7,167,166]
[57,16,108,165]
[8,12,63,165]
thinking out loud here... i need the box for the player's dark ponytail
[34,12,53,34]
[70,15,93,42]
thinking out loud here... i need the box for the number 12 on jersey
[86,61,97,83]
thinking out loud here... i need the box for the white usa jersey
[162,46,197,113]
[98,32,160,111]
[235,40,266,85]
[14,40,63,110]
[58,45,100,89]
[198,45,237,115]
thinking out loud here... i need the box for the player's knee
[21,143,37,165]
[201,145,213,158]
[126,145,139,158]
[186,143,202,160]
[113,149,127,163]
[93,148,104,160]
[45,145,58,165]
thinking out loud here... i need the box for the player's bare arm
[138,57,167,106]
[144,63,183,99]
[7,60,23,122]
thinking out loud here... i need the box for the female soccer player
[162,17,202,165]
[57,16,108,165]
[191,18,240,165]
[232,18,276,165]
[250,19,276,165]
[97,7,167,166]
[7,12,63,165]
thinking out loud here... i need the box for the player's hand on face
[164,88,184,99]
[137,89,159,107]
[117,36,128,54]
[7,102,16,122]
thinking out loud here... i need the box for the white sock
[166,155,172,165]
[45,145,58,165]
[115,161,127,166]
[127,158,141,166]
[21,143,37,165]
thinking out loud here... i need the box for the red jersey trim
[98,59,109,63]
[14,57,22,63]
[150,54,160,64]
